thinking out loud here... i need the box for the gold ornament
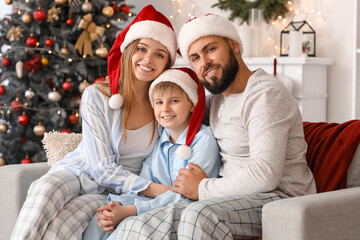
[74,14,105,57]
[16,61,24,79]
[41,56,49,66]
[95,44,108,58]
[0,122,8,133]
[55,0,66,5]
[5,0,12,5]
[6,26,23,42]
[0,157,6,166]
[22,12,32,24]
[47,6,61,22]
[79,80,90,93]
[60,45,70,55]
[81,0,92,13]
[102,6,114,18]
[33,122,46,136]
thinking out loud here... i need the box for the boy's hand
[96,201,119,233]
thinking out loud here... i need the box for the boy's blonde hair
[152,81,192,103]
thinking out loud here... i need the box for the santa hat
[178,14,244,66]
[149,68,205,160]
[107,5,177,109]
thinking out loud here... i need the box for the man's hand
[173,162,207,200]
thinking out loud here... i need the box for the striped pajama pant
[118,193,282,240]
[10,170,107,240]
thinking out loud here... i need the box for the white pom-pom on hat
[176,145,192,159]
[109,94,124,109]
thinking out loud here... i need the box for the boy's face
[152,89,194,136]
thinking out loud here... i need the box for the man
[119,14,316,239]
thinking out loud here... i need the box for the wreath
[212,0,290,24]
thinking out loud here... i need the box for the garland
[212,0,290,24]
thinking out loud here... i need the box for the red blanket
[303,120,360,193]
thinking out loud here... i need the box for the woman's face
[131,38,170,82]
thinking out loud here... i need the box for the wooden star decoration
[6,26,23,42]
[47,6,61,22]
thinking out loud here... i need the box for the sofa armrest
[0,162,50,240]
[262,187,360,240]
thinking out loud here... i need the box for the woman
[11,5,177,240]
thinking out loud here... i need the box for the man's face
[188,36,239,94]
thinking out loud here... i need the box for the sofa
[0,120,359,240]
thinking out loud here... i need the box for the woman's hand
[139,182,172,198]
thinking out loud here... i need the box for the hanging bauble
[68,114,78,125]
[22,12,32,24]
[62,80,72,91]
[2,57,11,67]
[60,45,70,55]
[112,3,119,12]
[48,89,62,102]
[0,157,6,166]
[0,122,8,133]
[94,76,106,83]
[102,6,114,18]
[11,99,22,112]
[55,0,66,5]
[41,56,49,66]
[33,8,46,21]
[18,113,29,126]
[120,4,130,14]
[2,17,11,24]
[45,38,54,47]
[16,61,24,79]
[79,80,90,93]
[66,18,74,26]
[26,36,38,47]
[33,122,46,136]
[25,88,35,99]
[0,85,5,95]
[5,0,12,5]
[95,44,108,58]
[81,0,92,13]
[21,155,32,164]
[60,128,71,134]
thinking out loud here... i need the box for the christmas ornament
[2,17,11,24]
[68,114,78,125]
[18,113,29,126]
[6,25,23,41]
[78,80,90,93]
[2,57,11,67]
[74,14,105,57]
[60,128,71,133]
[41,56,49,66]
[48,89,62,102]
[0,122,8,133]
[25,88,35,99]
[94,76,106,83]
[95,44,108,58]
[47,6,61,22]
[21,155,31,164]
[55,0,66,5]
[112,3,119,12]
[26,35,38,47]
[60,45,70,55]
[25,55,43,73]
[34,122,46,136]
[0,85,5,95]
[120,4,130,14]
[66,18,74,26]
[102,6,114,18]
[16,61,24,79]
[45,38,54,47]
[62,80,72,91]
[11,98,22,112]
[22,12,32,23]
[0,157,6,166]
[5,0,12,5]
[33,8,46,21]
[81,0,92,13]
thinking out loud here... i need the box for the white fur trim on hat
[109,94,124,109]
[121,20,177,66]
[178,14,244,65]
[176,145,192,159]
[148,69,198,107]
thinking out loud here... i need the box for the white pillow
[42,131,82,166]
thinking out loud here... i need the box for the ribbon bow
[74,14,105,57]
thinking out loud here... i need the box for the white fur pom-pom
[176,145,192,159]
[109,94,124,109]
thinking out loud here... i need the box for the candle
[288,30,303,57]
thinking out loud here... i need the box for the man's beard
[200,49,239,95]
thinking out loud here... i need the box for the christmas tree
[0,0,134,165]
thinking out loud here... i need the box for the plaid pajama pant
[118,193,281,240]
[11,170,107,240]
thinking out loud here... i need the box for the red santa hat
[107,5,177,109]
[149,67,205,159]
[178,13,244,66]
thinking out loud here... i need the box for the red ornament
[25,55,43,73]
[68,114,78,125]
[62,81,72,91]
[60,128,71,134]
[26,36,38,47]
[45,38,54,47]
[21,157,32,164]
[0,85,5,95]
[33,8,46,21]
[2,57,11,67]
[112,3,119,12]
[18,114,29,126]
[11,99,22,112]
[66,18,74,26]
[2,17,11,24]
[94,76,106,83]
[120,4,130,14]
